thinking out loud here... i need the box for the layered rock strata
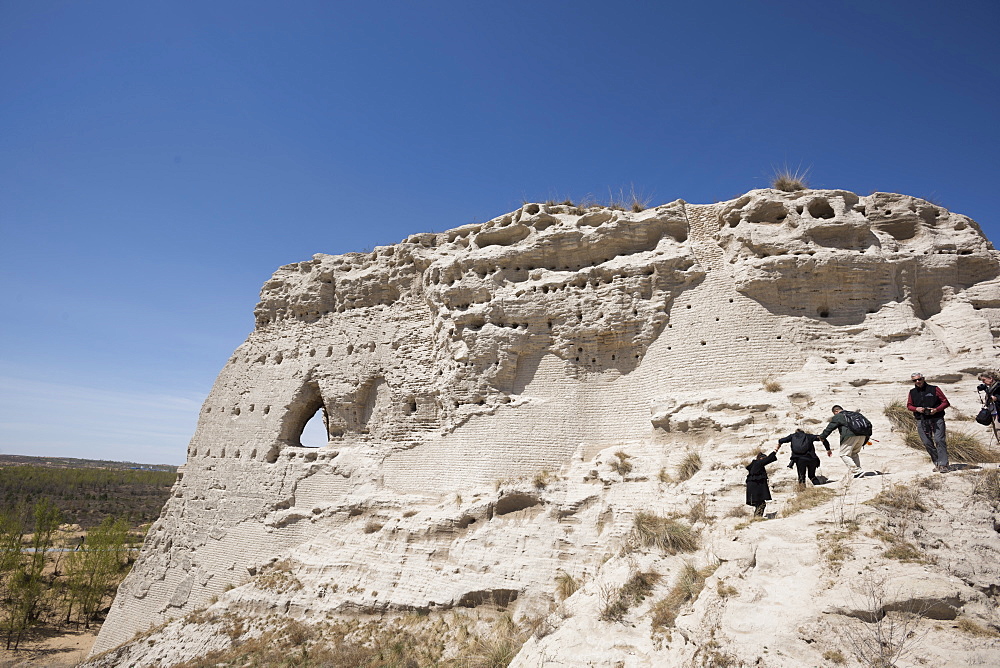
[90,189,1000,663]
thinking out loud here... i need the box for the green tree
[64,516,129,628]
[2,500,61,649]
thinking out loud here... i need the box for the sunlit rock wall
[92,189,999,655]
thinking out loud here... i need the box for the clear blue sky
[2,1,997,465]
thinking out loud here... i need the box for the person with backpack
[977,371,999,430]
[819,405,869,479]
[906,372,950,472]
[778,428,831,486]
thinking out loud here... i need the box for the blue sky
[2,0,998,465]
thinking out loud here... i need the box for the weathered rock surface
[88,189,1000,666]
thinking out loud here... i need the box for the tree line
[0,462,176,649]
[0,501,134,649]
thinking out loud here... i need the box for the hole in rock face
[808,199,835,219]
[298,408,328,447]
[494,493,541,516]
[818,309,830,318]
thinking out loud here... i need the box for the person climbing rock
[819,405,865,479]
[778,428,831,486]
[745,446,781,516]
[907,372,950,472]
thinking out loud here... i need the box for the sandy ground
[0,625,98,668]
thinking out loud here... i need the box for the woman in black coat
[745,447,781,516]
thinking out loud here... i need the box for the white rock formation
[88,189,1000,666]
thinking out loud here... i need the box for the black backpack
[789,433,814,455]
[842,410,873,437]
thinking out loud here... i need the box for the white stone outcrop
[88,189,1000,666]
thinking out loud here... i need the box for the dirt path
[0,626,98,668]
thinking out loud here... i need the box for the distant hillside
[0,455,177,528]
[0,454,177,471]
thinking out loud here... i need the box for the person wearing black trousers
[778,428,831,486]
[745,446,782,516]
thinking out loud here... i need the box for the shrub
[676,451,702,482]
[610,451,633,476]
[658,468,672,483]
[883,541,923,562]
[883,401,913,432]
[600,570,660,622]
[533,469,554,489]
[687,495,713,524]
[956,617,1000,638]
[763,376,783,392]
[363,520,383,534]
[868,485,927,513]
[948,430,1000,463]
[650,562,713,629]
[823,649,846,664]
[631,513,699,554]
[972,469,1000,509]
[771,167,809,192]
[554,571,579,600]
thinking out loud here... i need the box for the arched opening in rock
[279,381,329,448]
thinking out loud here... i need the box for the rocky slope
[86,189,1000,666]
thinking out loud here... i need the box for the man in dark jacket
[906,372,950,472]
[819,406,865,479]
[778,428,831,485]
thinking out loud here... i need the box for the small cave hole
[807,199,836,219]
[818,310,830,318]
[700,340,706,346]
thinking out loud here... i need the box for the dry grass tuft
[600,570,660,622]
[822,649,846,664]
[972,468,1000,509]
[725,505,749,518]
[650,562,715,629]
[554,571,579,600]
[631,513,699,554]
[763,376,783,393]
[610,450,633,476]
[956,617,1000,638]
[948,430,1000,463]
[687,495,714,524]
[675,451,702,482]
[533,469,554,489]
[658,467,673,484]
[820,528,855,567]
[363,520,383,534]
[466,613,530,667]
[868,485,927,513]
[883,401,913,432]
[715,579,737,598]
[771,167,809,192]
[782,487,836,516]
[883,541,923,562]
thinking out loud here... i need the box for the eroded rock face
[90,190,1000,660]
